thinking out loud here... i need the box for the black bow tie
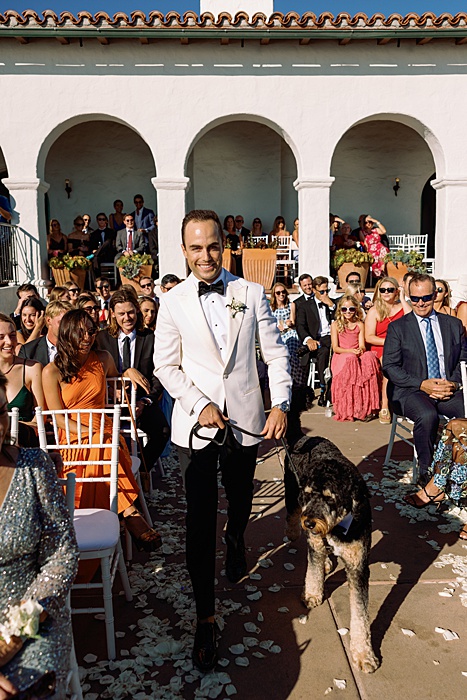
[198,280,225,297]
[318,302,325,309]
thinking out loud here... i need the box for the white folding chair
[462,361,467,416]
[407,234,428,258]
[384,414,419,483]
[251,235,268,246]
[275,235,295,283]
[387,234,406,251]
[8,407,19,444]
[307,359,320,391]
[36,405,132,661]
[57,472,83,700]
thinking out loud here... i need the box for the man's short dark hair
[134,194,144,201]
[161,274,181,287]
[402,271,414,284]
[96,212,107,220]
[298,273,312,285]
[313,275,329,288]
[181,210,223,246]
[408,273,436,295]
[345,271,361,283]
[17,283,38,298]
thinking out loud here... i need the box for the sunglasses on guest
[275,290,287,295]
[410,293,435,304]
[96,284,110,290]
[83,305,100,312]
[140,282,153,289]
[316,288,329,294]
[68,287,80,294]
[341,306,356,313]
[436,286,445,293]
[379,287,396,294]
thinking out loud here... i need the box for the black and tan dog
[286,435,379,674]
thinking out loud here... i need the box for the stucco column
[294,177,335,279]
[431,177,467,287]
[152,177,190,279]
[1,177,50,290]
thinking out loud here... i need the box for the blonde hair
[344,283,363,298]
[269,283,289,311]
[373,277,399,321]
[335,295,363,332]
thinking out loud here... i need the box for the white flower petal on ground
[234,657,250,667]
[283,563,295,571]
[334,679,347,690]
[324,688,333,696]
[225,684,237,696]
[217,658,230,667]
[243,637,259,648]
[249,572,262,580]
[278,607,289,613]
[268,584,281,593]
[435,627,459,641]
[269,645,281,654]
[259,640,274,650]
[229,644,245,655]
[401,628,416,637]
[252,651,266,658]
[257,612,264,622]
[84,654,98,664]
[298,615,308,625]
[244,622,260,633]
[247,591,262,601]
[337,628,348,636]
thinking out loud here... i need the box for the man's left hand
[261,407,287,441]
[123,368,151,394]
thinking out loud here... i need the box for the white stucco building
[0,5,466,298]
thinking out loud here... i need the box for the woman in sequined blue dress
[0,371,79,698]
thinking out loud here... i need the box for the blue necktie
[423,318,441,379]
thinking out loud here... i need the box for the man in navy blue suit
[383,273,466,483]
[131,194,155,245]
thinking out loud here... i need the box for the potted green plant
[49,254,91,287]
[384,249,426,283]
[332,248,374,289]
[116,253,153,291]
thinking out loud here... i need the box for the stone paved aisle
[74,406,467,699]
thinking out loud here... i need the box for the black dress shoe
[192,621,218,672]
[317,392,326,407]
[226,539,247,583]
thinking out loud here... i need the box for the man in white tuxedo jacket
[154,210,291,672]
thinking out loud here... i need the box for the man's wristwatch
[139,397,153,407]
[273,401,290,413]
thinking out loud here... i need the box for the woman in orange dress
[364,277,411,424]
[43,308,160,551]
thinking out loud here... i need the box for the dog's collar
[334,513,354,536]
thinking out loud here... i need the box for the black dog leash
[188,418,300,484]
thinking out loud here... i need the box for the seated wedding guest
[10,284,41,330]
[0,313,44,446]
[291,217,299,261]
[330,295,381,422]
[250,217,267,240]
[434,279,457,317]
[67,215,91,256]
[42,309,161,551]
[160,274,181,293]
[269,283,306,389]
[383,273,466,485]
[19,300,72,367]
[63,280,81,304]
[95,277,112,327]
[223,215,237,244]
[0,371,79,698]
[49,285,72,304]
[96,290,170,470]
[404,418,467,540]
[365,277,410,424]
[76,292,100,327]
[139,296,158,332]
[457,299,467,334]
[234,215,250,244]
[47,218,67,259]
[16,297,46,346]
[344,283,369,315]
[90,213,116,277]
[139,276,159,304]
[331,221,358,251]
[269,215,289,245]
[115,214,145,261]
[81,213,94,236]
[108,199,125,232]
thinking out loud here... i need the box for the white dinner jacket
[154,270,291,450]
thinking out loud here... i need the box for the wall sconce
[65,179,72,199]
[393,177,400,197]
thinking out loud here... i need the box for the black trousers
[138,403,170,467]
[301,334,331,389]
[400,389,465,475]
[178,428,258,619]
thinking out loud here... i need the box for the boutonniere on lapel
[226,298,247,318]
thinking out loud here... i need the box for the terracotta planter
[337,262,370,289]
[222,249,236,274]
[385,261,409,285]
[119,264,153,293]
[51,267,71,286]
[70,268,87,290]
[242,248,277,290]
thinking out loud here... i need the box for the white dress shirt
[46,336,57,363]
[414,311,446,379]
[303,295,334,344]
[117,329,137,371]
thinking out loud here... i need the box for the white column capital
[151,176,190,192]
[2,177,50,194]
[293,177,335,191]
[431,176,467,190]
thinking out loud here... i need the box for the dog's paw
[351,647,380,674]
[324,556,334,575]
[301,591,323,609]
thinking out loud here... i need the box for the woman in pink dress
[330,295,381,422]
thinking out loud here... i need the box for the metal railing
[0,223,18,285]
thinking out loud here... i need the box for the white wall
[189,121,297,232]
[44,121,157,233]
[330,121,435,235]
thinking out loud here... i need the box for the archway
[330,120,436,241]
[186,120,298,234]
[44,120,156,236]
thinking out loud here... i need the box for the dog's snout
[304,519,316,531]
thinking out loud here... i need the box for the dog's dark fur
[287,434,379,673]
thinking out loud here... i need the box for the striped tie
[423,317,441,379]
